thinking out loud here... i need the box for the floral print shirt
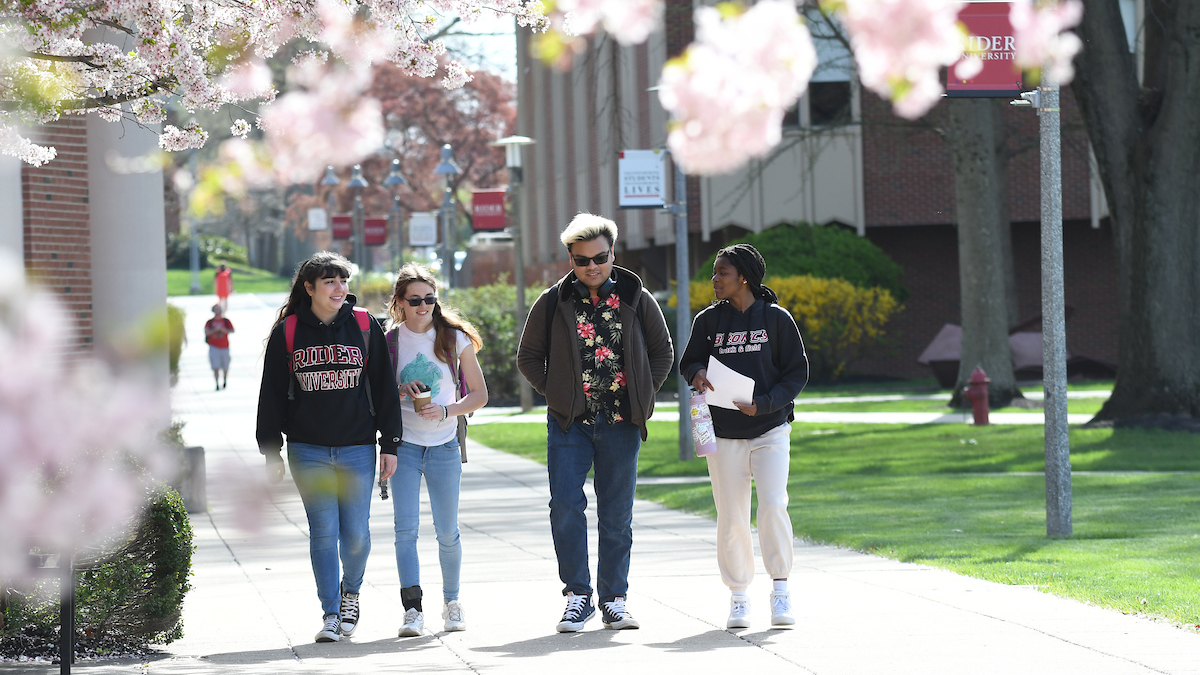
[573,291,629,426]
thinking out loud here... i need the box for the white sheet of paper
[704,356,756,410]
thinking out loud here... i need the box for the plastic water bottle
[689,391,718,457]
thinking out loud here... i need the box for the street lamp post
[491,135,536,412]
[1012,77,1071,537]
[322,165,340,252]
[666,153,692,461]
[348,164,369,277]
[434,144,460,289]
[384,159,407,270]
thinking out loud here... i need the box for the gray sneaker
[398,608,424,637]
[315,614,342,642]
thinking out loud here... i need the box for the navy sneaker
[601,597,640,630]
[556,592,595,632]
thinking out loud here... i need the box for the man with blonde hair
[518,213,674,632]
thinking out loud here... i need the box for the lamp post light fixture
[384,159,407,270]
[490,135,536,412]
[348,164,369,277]
[434,144,460,289]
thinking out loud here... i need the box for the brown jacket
[517,266,674,440]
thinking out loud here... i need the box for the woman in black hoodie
[679,244,808,632]
[256,252,403,643]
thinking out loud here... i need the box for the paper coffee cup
[412,394,432,411]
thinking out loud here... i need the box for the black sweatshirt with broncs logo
[680,298,809,439]
[256,297,403,456]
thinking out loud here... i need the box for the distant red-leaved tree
[284,62,516,247]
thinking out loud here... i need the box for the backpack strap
[386,326,399,369]
[285,314,298,401]
[353,307,375,417]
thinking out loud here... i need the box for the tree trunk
[1073,0,1200,421]
[992,99,1020,328]
[946,99,1023,408]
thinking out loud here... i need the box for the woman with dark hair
[256,251,403,643]
[386,263,488,637]
[678,243,808,631]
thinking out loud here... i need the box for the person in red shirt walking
[205,304,235,390]
[214,264,233,311]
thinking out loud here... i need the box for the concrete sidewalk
[9,292,1197,674]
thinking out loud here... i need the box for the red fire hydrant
[962,367,991,426]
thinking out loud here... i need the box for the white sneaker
[443,600,466,632]
[770,591,795,626]
[315,614,342,642]
[398,608,424,637]
[727,595,751,629]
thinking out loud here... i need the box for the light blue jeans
[547,416,641,604]
[390,439,463,602]
[286,442,376,618]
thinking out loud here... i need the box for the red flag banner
[472,189,507,231]
[364,217,388,246]
[947,2,1023,98]
[331,215,352,240]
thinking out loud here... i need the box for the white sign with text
[618,149,667,209]
[408,212,439,247]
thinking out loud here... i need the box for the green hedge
[694,222,909,302]
[165,233,249,270]
[1,487,194,658]
[167,303,185,386]
[443,283,543,405]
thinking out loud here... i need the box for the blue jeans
[287,443,377,618]
[390,439,463,602]
[546,416,641,604]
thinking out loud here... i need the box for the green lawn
[166,263,292,296]
[794,397,1106,415]
[469,420,1200,627]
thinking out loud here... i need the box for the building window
[809,81,851,126]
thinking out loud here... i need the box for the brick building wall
[850,88,1116,382]
[21,118,92,357]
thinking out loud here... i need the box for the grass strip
[469,420,1200,627]
[166,264,292,296]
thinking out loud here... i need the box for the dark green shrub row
[443,283,543,405]
[165,233,249,269]
[1,487,194,659]
[693,222,909,302]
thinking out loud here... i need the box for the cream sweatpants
[706,423,794,593]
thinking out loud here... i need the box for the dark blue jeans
[546,416,641,604]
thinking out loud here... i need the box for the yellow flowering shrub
[672,275,902,382]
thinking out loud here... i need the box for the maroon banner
[331,215,352,240]
[364,217,388,246]
[947,2,1022,97]
[471,188,507,231]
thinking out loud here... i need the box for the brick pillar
[22,118,92,357]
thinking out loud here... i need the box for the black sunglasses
[572,250,612,267]
[405,295,437,307]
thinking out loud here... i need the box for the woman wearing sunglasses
[385,263,488,637]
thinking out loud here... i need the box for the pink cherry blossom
[658,0,816,175]
[823,0,967,120]
[1009,0,1084,84]
[558,0,663,45]
[0,252,170,582]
